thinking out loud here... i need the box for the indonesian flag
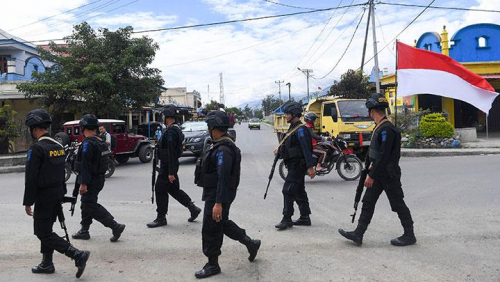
[318,86,322,90]
[397,41,499,113]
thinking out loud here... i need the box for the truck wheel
[55,132,71,146]
[115,155,129,164]
[64,163,72,182]
[138,145,153,163]
[278,160,287,181]
[105,158,115,178]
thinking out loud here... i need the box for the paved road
[1,123,499,281]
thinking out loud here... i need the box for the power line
[360,0,435,70]
[378,2,500,13]
[317,7,366,79]
[0,2,366,47]
[280,0,347,80]
[262,0,318,10]
[132,3,368,34]
[9,0,103,32]
[375,10,395,56]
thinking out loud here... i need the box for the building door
[418,94,442,113]
[454,100,479,129]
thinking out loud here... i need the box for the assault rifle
[351,168,368,223]
[263,153,280,200]
[151,143,158,204]
[70,178,80,217]
[57,203,71,243]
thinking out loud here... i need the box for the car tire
[105,157,115,178]
[115,155,129,164]
[55,132,71,146]
[138,145,153,163]
[64,163,72,182]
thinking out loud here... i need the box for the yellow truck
[273,97,375,159]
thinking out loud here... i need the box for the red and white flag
[397,41,499,113]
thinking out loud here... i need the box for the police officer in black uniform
[338,93,416,246]
[194,111,261,279]
[23,109,90,278]
[147,105,201,227]
[275,102,316,230]
[72,114,126,242]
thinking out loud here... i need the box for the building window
[0,55,11,73]
[33,64,39,72]
[478,36,487,48]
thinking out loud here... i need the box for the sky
[2,0,500,108]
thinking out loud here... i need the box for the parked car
[248,118,261,130]
[56,119,153,164]
[182,121,210,157]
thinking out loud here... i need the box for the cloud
[92,12,178,30]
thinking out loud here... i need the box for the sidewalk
[402,136,500,157]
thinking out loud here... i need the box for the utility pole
[219,72,225,105]
[370,0,381,93]
[207,84,210,102]
[275,80,284,102]
[360,3,372,70]
[286,82,291,101]
[298,67,313,102]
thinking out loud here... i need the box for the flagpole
[486,113,489,139]
[394,40,398,127]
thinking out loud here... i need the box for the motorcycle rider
[338,93,416,246]
[23,109,90,278]
[72,114,126,242]
[304,112,328,171]
[274,102,316,230]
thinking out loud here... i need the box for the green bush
[419,113,454,138]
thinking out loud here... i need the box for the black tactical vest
[195,138,241,189]
[279,124,309,162]
[76,136,110,175]
[35,138,66,188]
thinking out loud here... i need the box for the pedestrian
[72,114,126,242]
[338,93,416,246]
[23,109,90,278]
[274,102,316,230]
[99,125,111,151]
[155,126,162,141]
[194,110,261,279]
[147,105,201,228]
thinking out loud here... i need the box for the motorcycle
[64,142,115,182]
[278,136,363,181]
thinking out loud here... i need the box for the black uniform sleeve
[297,126,314,169]
[167,128,179,175]
[215,146,233,203]
[308,127,322,142]
[78,140,93,185]
[369,127,396,180]
[23,145,43,206]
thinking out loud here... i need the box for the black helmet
[366,93,389,110]
[162,105,178,118]
[304,112,318,123]
[25,109,52,128]
[284,102,303,118]
[206,110,230,129]
[79,114,99,129]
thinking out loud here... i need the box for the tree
[204,100,220,110]
[261,94,283,116]
[226,107,242,116]
[18,22,164,119]
[328,69,370,99]
[0,105,20,154]
[243,104,253,118]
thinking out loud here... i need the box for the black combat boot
[32,252,55,274]
[65,246,90,278]
[275,216,293,230]
[187,202,202,222]
[72,225,90,240]
[293,215,311,226]
[338,224,366,246]
[239,235,261,262]
[390,226,417,246]
[110,222,126,242]
[146,217,167,228]
[195,257,221,279]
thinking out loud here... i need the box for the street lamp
[298,67,313,102]
[285,82,291,101]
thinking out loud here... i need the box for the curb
[0,166,25,174]
[401,149,500,157]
